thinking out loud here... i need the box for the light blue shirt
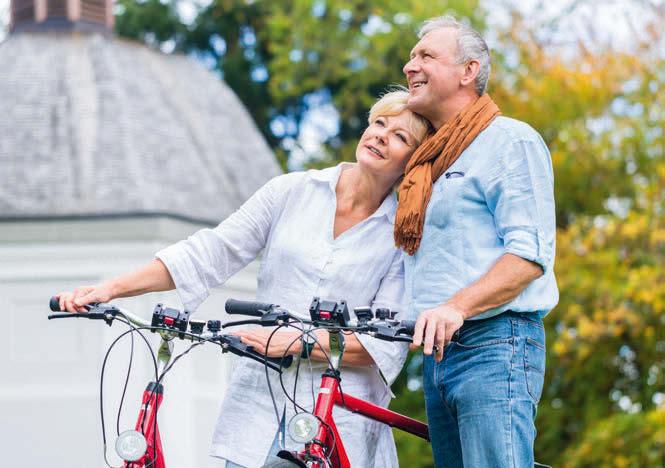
[405,116,559,320]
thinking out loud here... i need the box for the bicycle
[222,297,430,468]
[47,297,294,468]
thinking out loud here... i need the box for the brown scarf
[394,94,501,255]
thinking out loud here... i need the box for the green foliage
[264,0,483,164]
[114,0,483,169]
[561,408,665,467]
[493,10,665,466]
[115,0,186,45]
[390,353,431,467]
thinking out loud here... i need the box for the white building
[0,2,281,466]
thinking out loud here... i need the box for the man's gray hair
[418,15,491,96]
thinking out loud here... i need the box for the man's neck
[430,92,479,130]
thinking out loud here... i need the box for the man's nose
[403,57,418,76]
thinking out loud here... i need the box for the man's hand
[233,329,301,358]
[412,303,465,362]
[56,283,114,313]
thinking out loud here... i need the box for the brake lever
[213,335,293,372]
[222,311,293,329]
[48,305,118,326]
[365,323,440,352]
[48,312,107,320]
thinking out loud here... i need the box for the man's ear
[460,60,480,88]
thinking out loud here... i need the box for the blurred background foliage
[110,0,665,465]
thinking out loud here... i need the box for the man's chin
[407,96,432,118]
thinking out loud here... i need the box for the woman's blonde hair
[368,86,432,144]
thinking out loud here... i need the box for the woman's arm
[57,259,175,313]
[232,329,374,366]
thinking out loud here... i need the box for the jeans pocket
[452,337,513,349]
[524,337,545,403]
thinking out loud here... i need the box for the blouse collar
[308,163,397,224]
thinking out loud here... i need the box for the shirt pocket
[427,175,468,229]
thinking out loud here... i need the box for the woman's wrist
[102,279,121,301]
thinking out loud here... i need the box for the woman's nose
[373,129,388,144]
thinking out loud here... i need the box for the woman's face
[355,110,421,183]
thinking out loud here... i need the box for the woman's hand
[233,329,302,358]
[56,283,114,313]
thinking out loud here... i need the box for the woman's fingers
[72,287,95,312]
[56,285,106,313]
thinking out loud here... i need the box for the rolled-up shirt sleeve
[356,249,409,386]
[485,135,556,273]
[156,173,296,311]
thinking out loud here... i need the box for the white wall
[0,219,259,467]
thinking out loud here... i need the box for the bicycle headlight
[115,430,147,462]
[288,413,320,444]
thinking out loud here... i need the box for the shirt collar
[309,162,397,224]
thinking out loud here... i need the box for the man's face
[403,28,464,119]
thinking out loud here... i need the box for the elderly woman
[56,89,430,468]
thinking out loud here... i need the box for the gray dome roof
[0,32,281,224]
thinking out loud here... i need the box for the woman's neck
[335,164,393,215]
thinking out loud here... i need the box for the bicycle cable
[99,319,157,468]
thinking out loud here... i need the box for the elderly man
[395,16,558,468]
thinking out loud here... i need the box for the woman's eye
[397,134,407,143]
[375,119,385,126]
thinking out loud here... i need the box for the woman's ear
[460,60,480,88]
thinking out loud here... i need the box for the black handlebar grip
[50,296,62,312]
[266,354,293,369]
[225,299,275,317]
[49,296,96,312]
[400,320,416,336]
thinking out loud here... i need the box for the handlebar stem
[327,330,345,371]
[156,338,175,376]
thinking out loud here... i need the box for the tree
[491,7,665,465]
[115,0,483,169]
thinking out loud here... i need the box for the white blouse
[156,163,409,468]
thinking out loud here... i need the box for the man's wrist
[445,300,471,320]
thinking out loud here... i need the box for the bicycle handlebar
[399,320,416,336]
[223,297,417,342]
[49,296,152,328]
[48,297,293,371]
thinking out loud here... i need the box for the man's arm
[413,253,542,361]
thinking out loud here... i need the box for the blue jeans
[423,312,546,468]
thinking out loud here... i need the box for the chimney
[10,0,114,33]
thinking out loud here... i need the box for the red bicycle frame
[118,336,175,467]
[281,326,429,468]
[299,371,428,468]
[123,382,166,468]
